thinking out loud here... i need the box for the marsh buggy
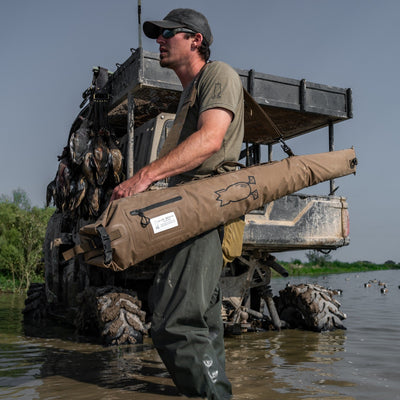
[23,49,352,344]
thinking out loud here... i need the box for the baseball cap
[143,8,213,45]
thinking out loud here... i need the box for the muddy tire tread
[276,283,346,331]
[75,286,148,345]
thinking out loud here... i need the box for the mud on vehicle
[23,49,352,344]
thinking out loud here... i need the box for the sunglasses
[161,28,197,39]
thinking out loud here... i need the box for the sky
[1,0,399,264]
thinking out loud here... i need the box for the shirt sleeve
[197,62,243,119]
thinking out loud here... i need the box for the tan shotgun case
[69,148,357,271]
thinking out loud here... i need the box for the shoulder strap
[243,88,294,157]
[157,62,209,159]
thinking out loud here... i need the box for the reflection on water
[0,334,180,399]
[0,269,399,399]
[226,329,352,400]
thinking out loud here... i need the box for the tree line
[0,189,54,291]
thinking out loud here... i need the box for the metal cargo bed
[107,49,352,145]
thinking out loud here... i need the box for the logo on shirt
[212,82,222,99]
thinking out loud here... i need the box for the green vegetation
[277,250,400,277]
[0,189,54,292]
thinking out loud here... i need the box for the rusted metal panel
[243,194,350,252]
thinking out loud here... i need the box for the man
[111,8,244,399]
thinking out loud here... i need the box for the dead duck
[46,179,57,207]
[92,134,111,186]
[109,147,123,184]
[55,157,72,212]
[69,119,91,165]
[86,185,102,217]
[82,150,96,186]
[69,176,88,210]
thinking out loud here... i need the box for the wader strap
[158,62,210,159]
[243,88,295,157]
[62,228,121,262]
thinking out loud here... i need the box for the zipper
[130,196,182,228]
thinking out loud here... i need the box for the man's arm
[110,107,233,200]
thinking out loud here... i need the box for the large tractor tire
[74,286,148,345]
[275,283,346,331]
[22,283,48,323]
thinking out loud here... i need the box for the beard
[159,54,172,68]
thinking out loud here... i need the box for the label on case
[151,212,178,234]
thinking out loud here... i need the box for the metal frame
[105,48,352,183]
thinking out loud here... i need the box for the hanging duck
[69,118,91,165]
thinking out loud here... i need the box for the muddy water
[1,269,399,399]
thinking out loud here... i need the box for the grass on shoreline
[275,260,400,278]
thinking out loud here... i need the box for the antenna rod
[137,0,142,49]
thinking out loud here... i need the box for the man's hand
[110,169,152,201]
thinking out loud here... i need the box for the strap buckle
[95,225,113,265]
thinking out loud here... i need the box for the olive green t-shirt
[172,61,244,183]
